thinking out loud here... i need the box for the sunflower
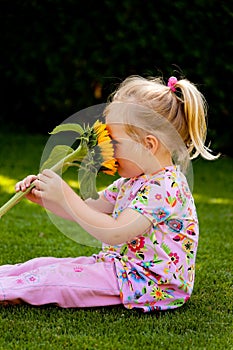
[78,120,118,199]
[0,119,118,217]
[93,120,118,176]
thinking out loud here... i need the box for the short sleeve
[103,177,127,205]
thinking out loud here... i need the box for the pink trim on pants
[0,256,121,308]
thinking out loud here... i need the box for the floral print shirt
[96,166,199,312]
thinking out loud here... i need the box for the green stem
[0,143,88,218]
[0,185,33,218]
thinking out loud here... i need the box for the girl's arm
[23,169,151,245]
[85,192,114,214]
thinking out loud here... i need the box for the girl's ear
[144,135,159,154]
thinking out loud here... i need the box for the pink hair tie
[167,76,178,92]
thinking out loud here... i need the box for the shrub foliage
[0,0,232,154]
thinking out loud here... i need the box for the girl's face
[107,123,147,178]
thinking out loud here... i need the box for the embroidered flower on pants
[25,274,40,284]
[74,266,83,272]
[16,279,24,285]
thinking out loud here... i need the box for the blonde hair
[105,75,219,160]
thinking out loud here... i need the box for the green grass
[0,131,232,350]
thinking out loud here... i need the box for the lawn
[0,131,232,350]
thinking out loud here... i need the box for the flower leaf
[78,165,99,200]
[40,145,74,172]
[49,123,84,135]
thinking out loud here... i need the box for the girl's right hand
[15,175,38,192]
[15,175,43,205]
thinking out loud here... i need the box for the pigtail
[176,79,219,160]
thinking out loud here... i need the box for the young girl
[0,75,218,312]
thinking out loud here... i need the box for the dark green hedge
[0,0,232,155]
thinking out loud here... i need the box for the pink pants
[0,256,121,308]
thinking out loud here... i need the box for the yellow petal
[92,120,118,175]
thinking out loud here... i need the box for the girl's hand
[31,169,71,208]
[15,170,78,219]
[15,174,38,192]
[15,174,43,205]
[15,170,70,208]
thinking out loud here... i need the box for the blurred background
[0,0,232,156]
